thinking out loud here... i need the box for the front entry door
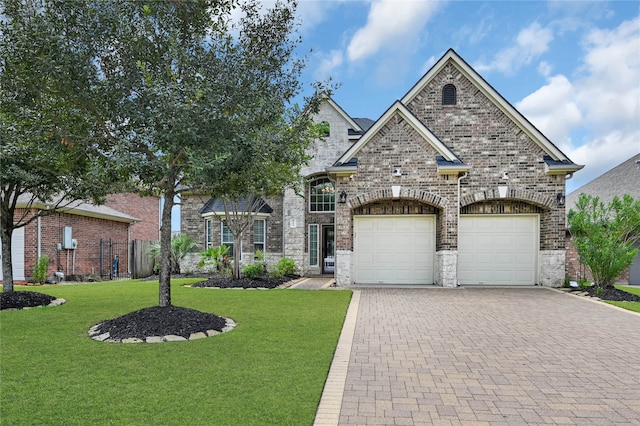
[322,225,335,274]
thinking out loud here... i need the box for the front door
[322,225,335,274]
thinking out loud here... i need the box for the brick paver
[337,287,640,425]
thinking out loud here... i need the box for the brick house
[1,193,159,283]
[565,153,640,285]
[181,49,582,287]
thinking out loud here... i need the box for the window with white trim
[253,219,265,253]
[309,224,319,266]
[205,219,213,248]
[221,222,234,257]
[309,177,335,212]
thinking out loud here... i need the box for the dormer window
[442,84,457,105]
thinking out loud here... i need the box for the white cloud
[517,17,640,192]
[475,22,553,74]
[576,17,640,134]
[346,0,441,63]
[517,75,582,151]
[296,1,341,33]
[314,50,344,81]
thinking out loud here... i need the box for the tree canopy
[1,0,326,300]
[0,0,127,292]
[568,194,640,288]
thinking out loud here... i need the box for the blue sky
[175,1,640,231]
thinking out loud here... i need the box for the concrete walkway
[316,287,640,425]
[289,276,335,290]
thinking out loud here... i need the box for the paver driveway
[325,287,640,425]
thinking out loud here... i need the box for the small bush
[578,278,590,289]
[32,255,49,285]
[270,257,297,278]
[242,263,264,278]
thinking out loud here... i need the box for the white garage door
[0,227,25,281]
[459,215,538,285]
[354,215,435,285]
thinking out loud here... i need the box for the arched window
[309,177,334,212]
[442,84,457,105]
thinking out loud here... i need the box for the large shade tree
[89,0,326,305]
[0,0,126,292]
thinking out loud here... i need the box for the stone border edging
[88,317,237,343]
[314,290,360,426]
[1,298,67,311]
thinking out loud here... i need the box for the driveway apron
[325,287,640,425]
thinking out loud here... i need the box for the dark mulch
[94,306,228,340]
[190,274,299,289]
[0,291,57,310]
[574,286,640,302]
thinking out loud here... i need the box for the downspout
[37,216,41,259]
[456,172,468,287]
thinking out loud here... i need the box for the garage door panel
[354,216,435,285]
[459,215,538,286]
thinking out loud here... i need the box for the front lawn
[0,279,352,425]
[609,285,640,313]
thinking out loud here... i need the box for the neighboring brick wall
[16,209,130,281]
[106,193,160,241]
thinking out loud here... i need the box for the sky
[290,0,640,194]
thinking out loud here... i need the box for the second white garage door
[354,215,435,285]
[458,215,538,285]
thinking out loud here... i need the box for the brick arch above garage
[347,188,449,210]
[460,188,554,210]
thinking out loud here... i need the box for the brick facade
[14,208,131,282]
[106,193,160,241]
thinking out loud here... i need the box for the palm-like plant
[149,234,198,274]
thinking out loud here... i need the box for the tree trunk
[159,192,174,307]
[1,218,14,292]
[232,232,242,280]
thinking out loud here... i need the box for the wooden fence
[131,239,156,279]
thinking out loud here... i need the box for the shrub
[270,257,297,278]
[198,245,230,274]
[242,263,264,278]
[32,255,49,284]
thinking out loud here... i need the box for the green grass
[0,279,352,425]
[607,285,640,313]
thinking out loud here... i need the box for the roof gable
[566,153,640,210]
[402,49,578,165]
[325,97,363,134]
[333,101,464,168]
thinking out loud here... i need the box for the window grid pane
[221,222,234,257]
[310,178,335,212]
[309,224,319,266]
[206,219,213,248]
[253,220,265,253]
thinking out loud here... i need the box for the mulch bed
[93,305,228,340]
[0,291,57,310]
[572,286,640,302]
[190,274,298,289]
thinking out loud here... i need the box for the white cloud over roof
[346,0,441,63]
